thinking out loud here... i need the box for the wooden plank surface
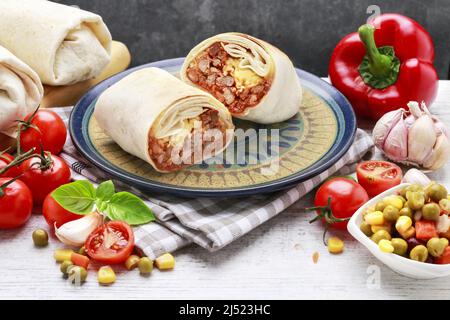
[1,81,450,300]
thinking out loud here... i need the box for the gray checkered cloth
[55,107,374,259]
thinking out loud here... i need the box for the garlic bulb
[373,101,450,170]
[55,212,103,246]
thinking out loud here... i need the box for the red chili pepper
[329,14,438,120]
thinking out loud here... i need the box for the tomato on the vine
[0,178,33,229]
[42,194,81,229]
[311,177,369,230]
[85,221,135,264]
[356,160,402,197]
[20,109,67,155]
[0,153,22,178]
[19,154,71,205]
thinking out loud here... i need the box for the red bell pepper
[435,246,450,264]
[329,14,438,120]
[415,220,438,241]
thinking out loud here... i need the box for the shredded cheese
[223,58,263,90]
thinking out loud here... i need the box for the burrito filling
[148,108,228,171]
[186,42,272,114]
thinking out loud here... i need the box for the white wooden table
[1,81,450,300]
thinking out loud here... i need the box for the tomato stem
[15,105,41,156]
[306,197,350,246]
[0,167,32,197]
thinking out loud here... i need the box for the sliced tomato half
[85,221,135,264]
[356,160,402,197]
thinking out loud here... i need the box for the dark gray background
[56,0,450,78]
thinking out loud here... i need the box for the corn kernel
[399,226,416,240]
[98,266,116,285]
[54,249,74,263]
[396,216,413,233]
[327,237,344,254]
[364,211,385,226]
[371,223,392,234]
[378,239,394,253]
[383,195,404,210]
[364,207,376,216]
[155,253,175,270]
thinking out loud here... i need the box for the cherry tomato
[0,178,33,229]
[85,221,135,264]
[19,154,71,206]
[314,177,369,230]
[42,194,81,229]
[356,161,402,197]
[20,110,67,155]
[0,153,22,178]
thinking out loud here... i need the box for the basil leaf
[104,192,155,225]
[96,180,115,202]
[51,180,96,215]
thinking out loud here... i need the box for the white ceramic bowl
[347,183,450,279]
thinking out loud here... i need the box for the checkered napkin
[54,107,374,259]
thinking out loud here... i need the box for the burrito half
[181,33,302,124]
[0,0,112,86]
[94,67,234,173]
[0,46,43,136]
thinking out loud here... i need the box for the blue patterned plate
[69,58,356,197]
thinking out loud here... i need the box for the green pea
[60,260,74,275]
[422,203,440,221]
[32,229,48,247]
[410,245,429,262]
[401,184,424,197]
[375,201,387,212]
[78,246,87,256]
[425,183,448,202]
[68,266,88,284]
[391,238,408,256]
[439,199,450,212]
[406,191,425,210]
[371,230,391,244]
[427,238,449,258]
[399,207,412,218]
[383,205,400,222]
[360,222,373,237]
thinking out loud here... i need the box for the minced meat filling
[148,109,227,172]
[186,42,271,114]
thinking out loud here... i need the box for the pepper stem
[357,24,400,89]
[358,25,392,77]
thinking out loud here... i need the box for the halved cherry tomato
[20,109,67,155]
[0,153,22,178]
[85,221,135,264]
[42,194,81,229]
[19,154,71,205]
[71,253,90,269]
[313,177,369,230]
[435,247,450,264]
[356,160,402,197]
[0,178,33,229]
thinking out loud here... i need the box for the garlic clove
[55,212,103,247]
[423,135,450,171]
[402,168,431,185]
[432,116,449,138]
[372,109,404,150]
[383,116,408,161]
[407,113,436,164]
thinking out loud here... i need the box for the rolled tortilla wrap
[181,32,302,124]
[94,67,234,173]
[0,46,43,137]
[0,0,112,86]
